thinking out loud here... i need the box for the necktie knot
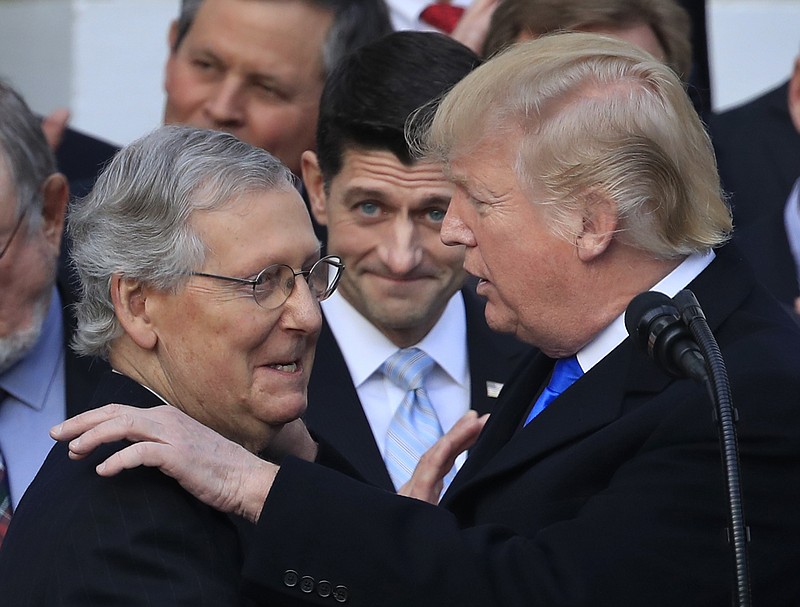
[524,355,583,426]
[549,356,584,394]
[381,347,435,393]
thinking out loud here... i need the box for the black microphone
[624,291,707,381]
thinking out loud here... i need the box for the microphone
[624,291,707,381]
[626,289,752,607]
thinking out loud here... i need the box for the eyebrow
[341,185,451,206]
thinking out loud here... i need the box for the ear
[167,19,180,53]
[788,56,800,134]
[164,20,182,96]
[574,190,618,262]
[110,274,158,351]
[40,173,69,252]
[301,150,329,226]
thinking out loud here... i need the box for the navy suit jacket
[58,277,109,417]
[55,126,118,198]
[304,287,531,490]
[243,246,800,606]
[734,207,799,309]
[0,371,254,606]
[708,81,800,229]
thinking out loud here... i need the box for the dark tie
[0,388,12,547]
[383,348,455,491]
[524,356,584,426]
[419,2,465,34]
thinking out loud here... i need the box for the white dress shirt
[322,289,471,470]
[0,288,66,508]
[577,250,715,373]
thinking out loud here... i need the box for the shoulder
[1,439,245,604]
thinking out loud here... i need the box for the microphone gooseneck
[625,290,751,607]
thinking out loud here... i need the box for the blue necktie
[383,348,454,491]
[524,356,583,426]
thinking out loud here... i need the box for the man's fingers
[421,411,488,472]
[52,403,144,441]
[450,0,499,54]
[54,404,177,458]
[41,107,70,150]
[95,442,171,476]
[399,412,489,503]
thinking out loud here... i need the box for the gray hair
[174,0,393,76]
[68,125,295,359]
[0,81,57,233]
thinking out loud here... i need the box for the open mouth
[267,362,298,373]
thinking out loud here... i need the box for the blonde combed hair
[418,33,731,259]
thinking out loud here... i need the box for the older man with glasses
[0,82,108,542]
[0,124,339,604]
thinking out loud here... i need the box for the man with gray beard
[0,82,106,539]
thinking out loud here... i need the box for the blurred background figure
[164,0,392,178]
[708,50,800,229]
[710,50,800,318]
[481,0,711,115]
[388,0,500,54]
[0,82,106,539]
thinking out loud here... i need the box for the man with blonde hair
[52,34,800,606]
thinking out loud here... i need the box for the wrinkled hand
[51,404,276,523]
[399,410,489,504]
[41,108,70,151]
[450,0,499,55]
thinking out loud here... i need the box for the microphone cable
[673,289,751,607]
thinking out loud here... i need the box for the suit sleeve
[49,444,247,606]
[239,331,800,606]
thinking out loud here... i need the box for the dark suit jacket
[242,246,800,606]
[708,81,800,229]
[734,206,799,308]
[58,276,108,417]
[0,372,253,606]
[304,287,531,490]
[55,126,118,198]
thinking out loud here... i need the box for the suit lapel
[463,287,531,415]
[445,248,755,506]
[305,317,394,490]
[444,342,661,503]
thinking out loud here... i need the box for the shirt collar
[321,289,469,388]
[578,250,715,372]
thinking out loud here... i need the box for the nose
[280,276,322,335]
[441,192,475,247]
[203,78,245,127]
[377,216,423,275]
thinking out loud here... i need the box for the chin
[483,304,516,336]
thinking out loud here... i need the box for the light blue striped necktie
[524,355,583,426]
[383,348,454,491]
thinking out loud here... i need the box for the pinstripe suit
[0,372,253,606]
